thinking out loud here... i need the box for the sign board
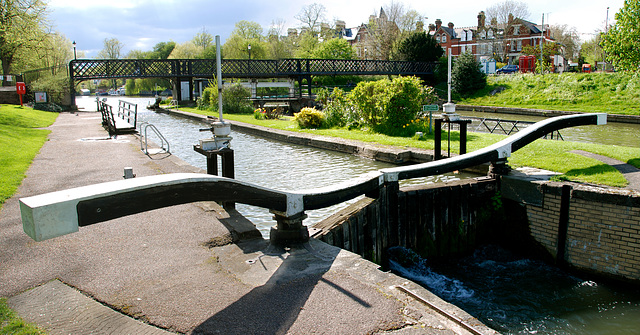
[422,104,439,112]
[35,92,47,103]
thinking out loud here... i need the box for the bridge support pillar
[489,159,511,178]
[269,211,309,246]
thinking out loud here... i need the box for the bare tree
[98,38,124,59]
[365,2,423,60]
[549,24,580,60]
[485,0,530,28]
[295,3,326,33]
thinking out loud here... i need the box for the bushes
[452,52,487,97]
[294,107,325,128]
[349,76,436,135]
[198,82,253,114]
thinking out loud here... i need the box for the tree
[452,52,486,97]
[522,42,560,73]
[151,41,176,59]
[580,35,604,66]
[485,0,530,28]
[192,27,214,49]
[312,38,355,59]
[548,24,580,61]
[364,3,423,60]
[295,3,326,34]
[395,31,443,62]
[222,21,266,59]
[266,18,293,59]
[98,38,124,59]
[602,0,640,72]
[168,41,202,59]
[0,0,49,82]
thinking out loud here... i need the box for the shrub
[294,107,325,129]
[452,52,487,97]
[221,83,253,114]
[349,76,436,135]
[322,87,356,128]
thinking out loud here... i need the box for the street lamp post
[248,44,252,60]
[73,41,77,60]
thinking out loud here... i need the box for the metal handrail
[139,122,170,155]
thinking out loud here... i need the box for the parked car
[496,64,519,74]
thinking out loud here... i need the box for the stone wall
[0,87,20,104]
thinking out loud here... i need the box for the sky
[48,0,625,58]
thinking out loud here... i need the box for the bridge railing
[19,114,606,244]
[69,58,437,80]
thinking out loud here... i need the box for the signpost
[16,82,26,106]
[422,104,439,134]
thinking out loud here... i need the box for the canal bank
[1,111,496,334]
[457,104,640,124]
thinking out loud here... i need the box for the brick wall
[524,182,640,282]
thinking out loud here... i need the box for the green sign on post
[422,104,439,134]
[422,104,439,112]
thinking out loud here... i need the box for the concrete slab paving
[1,111,495,334]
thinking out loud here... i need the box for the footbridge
[20,113,605,248]
[70,58,437,104]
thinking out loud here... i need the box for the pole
[215,35,223,121]
[447,48,452,103]
[540,13,544,74]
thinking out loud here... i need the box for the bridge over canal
[69,58,437,106]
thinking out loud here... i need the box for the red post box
[16,82,26,106]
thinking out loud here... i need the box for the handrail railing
[19,113,606,242]
[139,122,170,155]
[118,100,138,128]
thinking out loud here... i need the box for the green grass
[0,105,57,206]
[0,298,46,334]
[181,107,639,188]
[461,72,640,116]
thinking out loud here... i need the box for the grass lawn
[0,298,46,334]
[460,72,640,116]
[180,107,639,188]
[0,105,57,206]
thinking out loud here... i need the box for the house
[432,11,556,65]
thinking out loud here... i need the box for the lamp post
[73,41,77,60]
[364,47,367,60]
[248,44,252,60]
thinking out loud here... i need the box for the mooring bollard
[269,210,309,246]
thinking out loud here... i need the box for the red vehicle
[582,64,592,73]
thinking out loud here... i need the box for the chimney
[448,22,454,29]
[478,11,485,27]
[508,13,514,23]
[435,19,442,30]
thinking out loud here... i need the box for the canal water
[77,96,640,334]
[457,111,640,148]
[77,96,465,235]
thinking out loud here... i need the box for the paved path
[571,150,640,191]
[1,111,493,334]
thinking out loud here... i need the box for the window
[436,35,440,43]
[517,40,522,51]
[442,35,447,43]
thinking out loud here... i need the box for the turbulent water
[389,245,640,334]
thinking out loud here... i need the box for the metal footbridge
[69,58,437,102]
